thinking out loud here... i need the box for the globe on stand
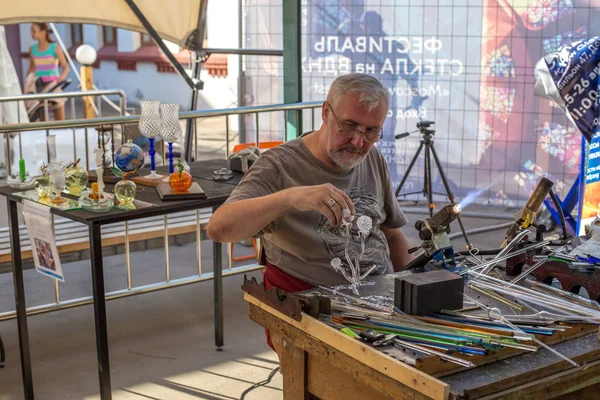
[115,141,145,173]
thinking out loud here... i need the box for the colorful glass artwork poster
[242,0,600,207]
[580,137,600,235]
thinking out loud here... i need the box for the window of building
[71,24,83,46]
[141,33,154,47]
[103,26,117,46]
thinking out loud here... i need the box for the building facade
[11,0,240,111]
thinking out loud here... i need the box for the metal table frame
[2,161,238,400]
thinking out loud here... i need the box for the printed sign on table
[22,200,64,281]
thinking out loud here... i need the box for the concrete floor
[0,244,283,400]
[0,208,512,400]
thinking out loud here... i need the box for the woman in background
[26,23,69,121]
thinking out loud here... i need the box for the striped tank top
[32,42,59,83]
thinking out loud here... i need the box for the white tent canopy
[0,0,204,50]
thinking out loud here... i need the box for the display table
[1,159,241,400]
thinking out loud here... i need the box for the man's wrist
[276,188,294,212]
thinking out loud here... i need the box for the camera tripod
[394,121,471,248]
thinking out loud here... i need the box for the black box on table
[394,270,464,316]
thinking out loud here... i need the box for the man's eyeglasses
[327,102,383,143]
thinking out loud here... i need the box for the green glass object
[115,172,136,209]
[64,159,89,196]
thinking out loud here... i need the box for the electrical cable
[548,189,569,241]
[239,366,280,400]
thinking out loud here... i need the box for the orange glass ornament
[169,159,193,192]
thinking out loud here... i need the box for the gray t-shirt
[224,134,408,286]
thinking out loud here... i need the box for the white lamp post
[75,45,98,119]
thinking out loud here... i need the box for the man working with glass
[207,73,414,347]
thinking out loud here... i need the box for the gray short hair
[326,73,390,112]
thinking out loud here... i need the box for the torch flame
[452,203,462,214]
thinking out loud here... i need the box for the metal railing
[0,100,322,320]
[0,89,127,176]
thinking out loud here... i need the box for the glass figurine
[35,165,51,198]
[64,158,89,196]
[79,181,113,212]
[48,163,67,204]
[169,158,193,192]
[6,157,36,189]
[330,213,378,296]
[115,172,137,209]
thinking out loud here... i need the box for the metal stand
[395,121,471,248]
[213,207,224,351]
[8,199,34,399]
[89,222,112,400]
[0,330,5,369]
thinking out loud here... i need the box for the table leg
[8,199,34,399]
[281,338,309,400]
[213,237,224,350]
[89,222,112,399]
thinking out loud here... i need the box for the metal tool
[406,204,462,270]
[241,275,331,321]
[503,177,553,247]
[359,330,386,343]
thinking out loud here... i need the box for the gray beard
[327,148,365,170]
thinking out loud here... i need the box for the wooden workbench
[245,291,600,400]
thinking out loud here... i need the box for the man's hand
[285,183,355,227]
[208,183,355,243]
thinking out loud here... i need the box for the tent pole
[123,0,203,91]
[283,0,302,140]
[183,59,202,161]
[183,0,208,161]
[238,0,246,144]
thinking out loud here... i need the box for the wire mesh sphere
[139,100,161,139]
[160,103,182,143]
[49,167,66,197]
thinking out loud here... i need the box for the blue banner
[536,36,600,143]
[535,36,600,233]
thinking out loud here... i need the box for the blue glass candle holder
[159,103,182,182]
[139,100,162,179]
[168,142,174,174]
